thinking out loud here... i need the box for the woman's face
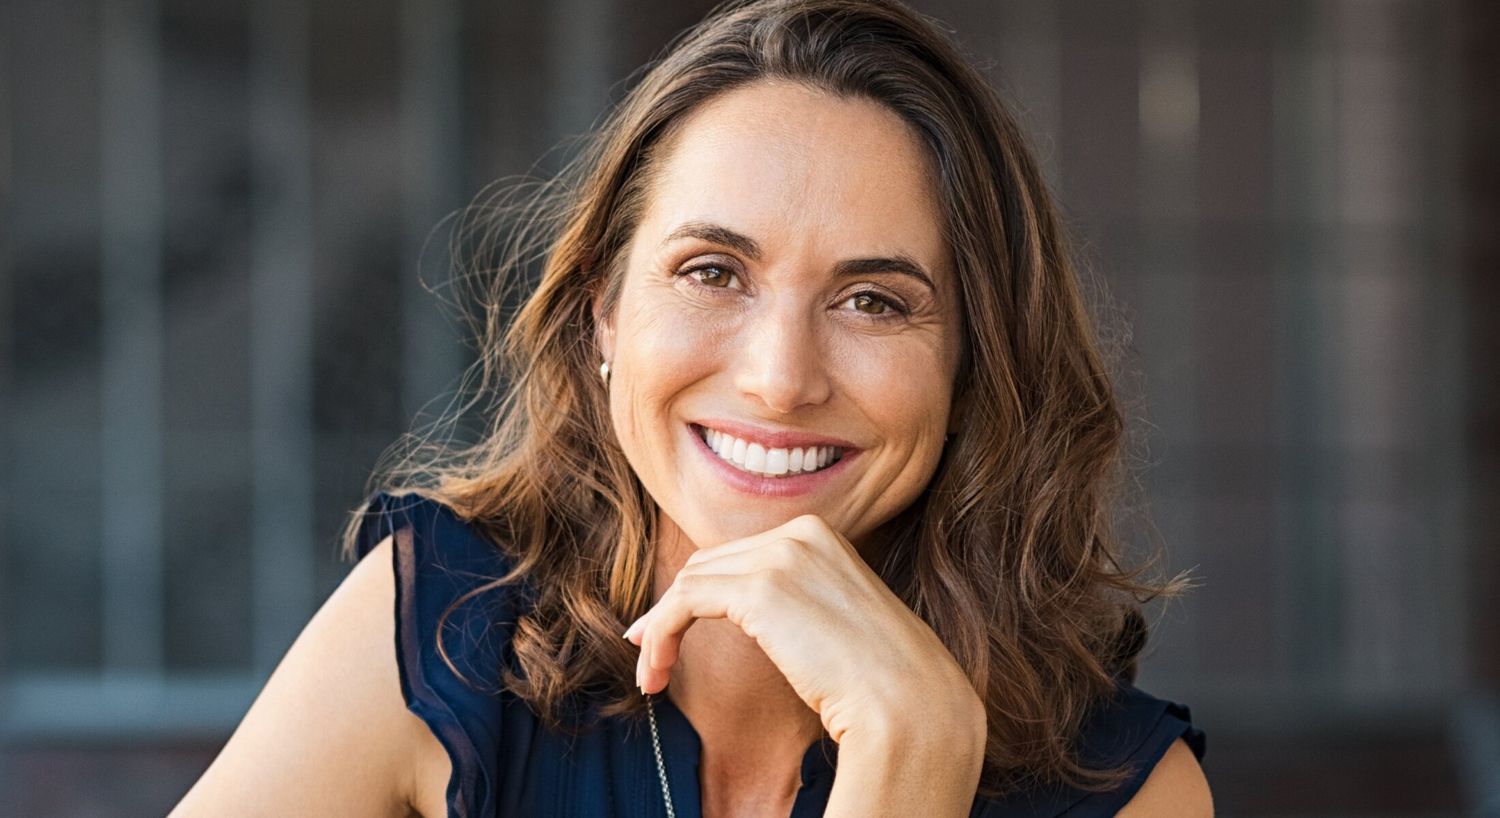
[597,80,962,555]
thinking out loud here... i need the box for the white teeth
[744,443,766,472]
[697,425,842,478]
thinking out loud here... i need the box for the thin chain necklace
[646,694,678,817]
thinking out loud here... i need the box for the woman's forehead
[637,81,949,276]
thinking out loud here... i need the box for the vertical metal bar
[547,0,614,140]
[0,0,11,207]
[99,0,164,678]
[249,0,314,673]
[1330,0,1431,698]
[400,0,467,424]
[1135,0,1199,683]
[997,0,1062,184]
[1270,0,1342,692]
[1427,0,1471,704]
[0,0,13,656]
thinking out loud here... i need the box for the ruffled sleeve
[971,679,1207,817]
[1058,681,1206,815]
[353,490,529,818]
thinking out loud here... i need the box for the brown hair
[343,0,1191,798]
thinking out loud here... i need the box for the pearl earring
[599,360,611,383]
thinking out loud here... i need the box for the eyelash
[676,264,909,319]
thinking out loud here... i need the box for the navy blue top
[353,491,1207,818]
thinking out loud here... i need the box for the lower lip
[688,424,858,499]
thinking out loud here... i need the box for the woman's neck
[650,516,826,791]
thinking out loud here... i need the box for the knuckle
[671,572,707,602]
[787,514,833,544]
[793,512,828,531]
[769,536,803,564]
[748,567,782,599]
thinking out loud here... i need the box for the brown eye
[682,265,737,288]
[851,292,895,315]
[697,267,730,287]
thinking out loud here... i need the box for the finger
[624,615,646,644]
[640,571,779,694]
[681,536,808,579]
[681,513,834,568]
[774,514,848,557]
[779,513,835,542]
[682,531,761,568]
[635,632,647,691]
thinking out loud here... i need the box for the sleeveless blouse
[353,491,1207,818]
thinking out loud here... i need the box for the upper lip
[691,418,859,451]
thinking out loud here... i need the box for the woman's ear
[592,288,615,364]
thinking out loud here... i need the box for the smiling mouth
[692,423,845,478]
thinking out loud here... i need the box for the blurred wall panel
[6,0,109,676]
[0,0,1486,814]
[158,1,255,677]
[1458,0,1500,812]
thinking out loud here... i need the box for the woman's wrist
[824,692,987,818]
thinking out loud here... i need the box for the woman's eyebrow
[832,257,936,294]
[664,220,763,260]
[662,220,937,293]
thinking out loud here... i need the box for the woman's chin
[676,507,803,547]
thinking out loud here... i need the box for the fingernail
[623,617,643,640]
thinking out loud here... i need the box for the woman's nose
[732,304,833,414]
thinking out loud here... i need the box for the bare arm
[1118,737,1214,817]
[169,534,449,818]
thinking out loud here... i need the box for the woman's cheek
[840,332,954,475]
[627,299,739,384]
[610,301,733,453]
[832,330,950,411]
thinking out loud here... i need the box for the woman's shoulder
[354,489,522,575]
[1116,735,1212,816]
[973,678,1208,817]
[1077,677,1206,768]
[351,488,537,688]
[1078,676,1210,813]
[172,527,447,817]
[350,489,536,818]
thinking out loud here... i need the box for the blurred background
[2,0,1496,814]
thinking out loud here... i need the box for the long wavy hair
[342,0,1191,798]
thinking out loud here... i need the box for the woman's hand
[622,514,985,747]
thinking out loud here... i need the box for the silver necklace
[646,694,678,817]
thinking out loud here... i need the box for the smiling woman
[170,1,1209,817]
[601,83,963,559]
